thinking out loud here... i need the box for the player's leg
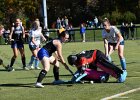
[27,45,37,69]
[8,47,18,71]
[118,44,127,82]
[97,56,123,79]
[33,49,40,69]
[19,47,28,70]
[84,68,109,83]
[118,44,126,70]
[50,56,64,84]
[35,56,50,88]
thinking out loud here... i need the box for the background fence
[0,26,140,45]
[46,25,140,42]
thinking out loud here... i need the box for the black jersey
[43,39,61,56]
[12,25,23,41]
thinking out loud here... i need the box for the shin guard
[22,57,26,67]
[53,66,59,81]
[10,57,16,67]
[37,70,47,83]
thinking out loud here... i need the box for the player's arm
[9,27,14,41]
[22,26,25,38]
[103,38,109,56]
[54,40,69,70]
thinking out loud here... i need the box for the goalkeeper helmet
[67,55,77,66]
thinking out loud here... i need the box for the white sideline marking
[101,87,140,100]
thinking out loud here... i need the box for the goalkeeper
[67,49,127,83]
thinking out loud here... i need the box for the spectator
[64,16,69,28]
[0,25,4,44]
[94,16,98,28]
[80,24,86,42]
[120,22,125,39]
[86,20,93,28]
[68,24,75,42]
[130,22,135,40]
[56,17,61,29]
[61,18,65,28]
[0,24,4,36]
[3,27,10,44]
[125,23,129,40]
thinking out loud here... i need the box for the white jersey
[102,26,122,43]
[29,28,42,46]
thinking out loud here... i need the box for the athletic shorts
[37,48,50,60]
[108,40,124,46]
[11,41,24,48]
[29,45,37,51]
[29,44,41,51]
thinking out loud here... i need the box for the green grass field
[0,40,140,100]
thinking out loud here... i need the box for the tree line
[0,0,139,28]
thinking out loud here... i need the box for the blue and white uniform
[38,39,61,60]
[102,26,124,45]
[29,28,42,51]
[102,25,127,75]
[11,25,24,48]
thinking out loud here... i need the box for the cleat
[30,65,35,70]
[118,70,127,83]
[23,67,29,70]
[27,64,34,70]
[6,65,15,72]
[8,68,15,72]
[35,67,41,70]
[52,80,64,85]
[35,83,44,88]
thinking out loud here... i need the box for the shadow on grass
[0,82,74,88]
[16,74,72,80]
[0,83,34,88]
[0,69,6,71]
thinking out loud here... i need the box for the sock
[37,70,47,83]
[35,58,39,68]
[53,66,59,81]
[120,58,126,70]
[22,56,26,68]
[10,57,16,67]
[107,56,112,62]
[29,55,35,65]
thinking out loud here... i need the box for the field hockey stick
[0,58,8,69]
[67,67,75,77]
